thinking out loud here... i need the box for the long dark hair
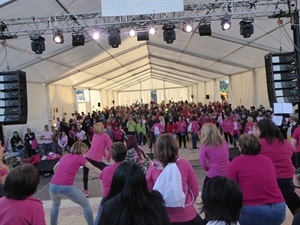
[101,162,167,225]
[256,119,284,144]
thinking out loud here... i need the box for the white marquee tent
[0,0,298,144]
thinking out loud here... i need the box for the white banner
[101,0,184,16]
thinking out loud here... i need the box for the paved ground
[34,141,293,225]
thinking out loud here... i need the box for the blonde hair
[200,123,224,147]
[94,122,104,134]
[70,142,89,155]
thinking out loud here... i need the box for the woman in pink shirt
[176,116,187,148]
[0,164,46,225]
[83,122,112,197]
[254,119,300,215]
[199,123,230,188]
[146,134,202,225]
[189,116,199,150]
[50,142,102,225]
[228,134,285,225]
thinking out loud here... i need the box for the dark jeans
[178,132,186,148]
[224,132,232,144]
[83,158,107,190]
[191,133,198,149]
[148,131,155,148]
[277,178,300,215]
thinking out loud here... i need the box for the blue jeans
[14,147,25,159]
[49,184,94,225]
[56,145,70,155]
[43,142,55,156]
[239,202,286,225]
[191,133,198,149]
[94,204,103,225]
[137,132,144,145]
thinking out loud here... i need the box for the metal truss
[0,0,296,38]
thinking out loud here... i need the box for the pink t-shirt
[51,154,87,185]
[42,130,53,144]
[199,141,230,178]
[292,126,300,153]
[228,154,284,206]
[260,138,295,178]
[99,162,122,197]
[146,158,199,223]
[0,196,46,225]
[85,133,112,162]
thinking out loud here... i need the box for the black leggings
[83,158,107,190]
[171,214,205,225]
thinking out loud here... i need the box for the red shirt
[166,123,178,134]
[260,138,294,178]
[228,155,284,206]
[292,126,300,152]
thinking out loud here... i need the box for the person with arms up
[49,142,102,225]
[0,164,46,225]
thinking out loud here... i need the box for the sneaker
[83,190,89,197]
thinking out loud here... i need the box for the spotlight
[163,24,176,44]
[149,26,156,35]
[240,19,254,38]
[183,21,193,33]
[92,30,100,40]
[221,19,231,30]
[72,32,85,46]
[137,30,149,41]
[30,36,45,54]
[53,30,64,44]
[128,28,136,37]
[198,23,212,36]
[108,29,121,48]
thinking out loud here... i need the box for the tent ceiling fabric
[0,0,295,92]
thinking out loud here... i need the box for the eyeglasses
[291,181,300,189]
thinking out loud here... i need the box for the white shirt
[207,221,240,225]
[42,130,53,144]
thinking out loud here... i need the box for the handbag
[125,148,151,174]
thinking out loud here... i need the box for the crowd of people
[1,99,300,225]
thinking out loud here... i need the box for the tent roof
[0,0,295,91]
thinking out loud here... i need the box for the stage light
[137,30,149,41]
[72,32,85,46]
[149,26,156,35]
[163,24,176,44]
[53,30,64,44]
[221,19,231,30]
[183,21,193,33]
[240,19,254,38]
[30,36,45,54]
[92,30,100,40]
[198,23,212,36]
[108,29,121,48]
[128,28,136,37]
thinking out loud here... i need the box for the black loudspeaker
[191,95,194,99]
[265,52,300,107]
[97,102,101,107]
[36,158,60,174]
[206,94,210,99]
[0,71,27,125]
[112,100,115,104]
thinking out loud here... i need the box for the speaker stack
[0,70,28,125]
[264,52,300,108]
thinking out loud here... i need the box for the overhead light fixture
[240,19,254,38]
[72,32,85,46]
[137,30,149,41]
[163,24,176,44]
[30,36,45,54]
[221,19,231,30]
[148,25,156,35]
[108,29,121,48]
[198,23,212,36]
[128,27,136,37]
[183,20,193,33]
[92,30,100,40]
[53,30,64,44]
